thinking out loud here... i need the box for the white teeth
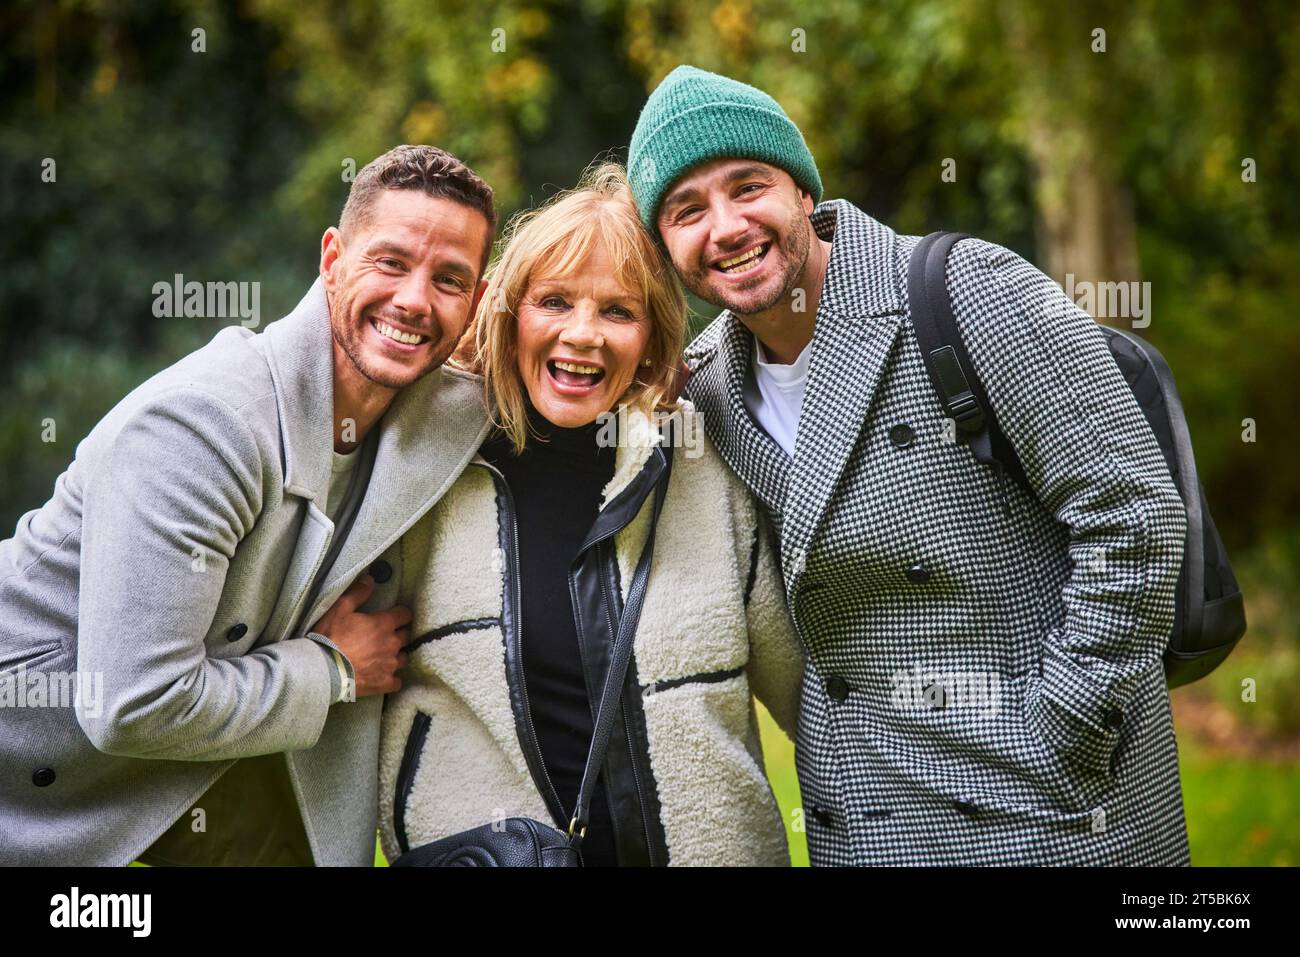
[718,244,767,270]
[553,360,602,375]
[374,320,427,345]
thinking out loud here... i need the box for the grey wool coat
[684,199,1190,866]
[0,279,488,865]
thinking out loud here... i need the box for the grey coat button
[955,800,979,816]
[32,768,56,787]
[825,676,850,701]
[889,424,914,448]
[370,560,393,584]
[1104,708,1125,731]
[225,623,248,642]
[905,563,931,585]
[811,805,833,827]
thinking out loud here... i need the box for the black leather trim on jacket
[483,465,569,830]
[407,617,498,651]
[647,665,746,694]
[602,538,670,868]
[578,447,669,552]
[570,538,633,858]
[395,711,432,855]
[615,651,669,866]
[569,446,673,867]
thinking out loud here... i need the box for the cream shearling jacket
[375,402,804,866]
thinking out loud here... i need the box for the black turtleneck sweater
[479,406,620,866]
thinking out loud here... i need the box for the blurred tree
[2,0,1297,554]
[606,0,1300,550]
[0,0,317,532]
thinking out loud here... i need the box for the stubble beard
[330,288,446,392]
[683,203,812,318]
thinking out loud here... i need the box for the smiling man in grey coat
[0,145,494,866]
[630,67,1190,866]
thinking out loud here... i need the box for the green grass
[756,702,808,867]
[1179,742,1300,866]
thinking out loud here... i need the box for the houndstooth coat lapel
[682,315,791,520]
[685,200,907,581]
[780,202,906,585]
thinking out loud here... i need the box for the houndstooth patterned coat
[683,199,1190,866]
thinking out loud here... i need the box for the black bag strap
[908,231,1031,501]
[568,446,673,846]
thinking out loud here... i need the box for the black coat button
[955,800,979,816]
[905,563,931,585]
[370,560,393,584]
[889,424,914,448]
[825,676,850,701]
[1104,708,1125,731]
[811,805,833,827]
[225,623,248,643]
[32,768,56,787]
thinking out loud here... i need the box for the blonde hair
[453,161,687,453]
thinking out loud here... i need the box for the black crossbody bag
[390,464,670,867]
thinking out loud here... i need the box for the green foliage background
[5,0,1297,865]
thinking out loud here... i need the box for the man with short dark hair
[0,145,495,866]
[630,67,1190,865]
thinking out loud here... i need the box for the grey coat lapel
[302,363,490,628]
[262,278,336,500]
[255,279,342,645]
[779,201,906,578]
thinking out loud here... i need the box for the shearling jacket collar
[471,404,671,527]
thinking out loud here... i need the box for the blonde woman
[373,163,803,866]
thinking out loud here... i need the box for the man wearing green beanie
[629,65,1189,867]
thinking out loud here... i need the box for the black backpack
[908,231,1246,688]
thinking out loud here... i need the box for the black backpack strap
[908,231,1032,503]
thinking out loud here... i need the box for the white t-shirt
[742,335,813,457]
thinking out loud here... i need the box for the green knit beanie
[628,65,823,234]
